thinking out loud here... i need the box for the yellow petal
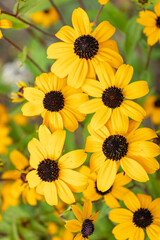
[10,150,28,170]
[104,193,120,208]
[59,169,88,191]
[59,150,87,169]
[65,219,82,232]
[127,127,157,143]
[137,193,152,209]
[154,1,160,16]
[45,42,73,59]
[147,30,159,46]
[121,100,146,121]
[115,64,133,88]
[74,233,83,240]
[90,151,106,172]
[81,79,103,97]
[0,19,12,29]
[113,172,131,187]
[79,98,103,114]
[83,200,92,219]
[55,25,77,42]
[23,87,44,102]
[72,8,91,35]
[60,108,78,132]
[110,108,129,134]
[27,170,41,188]
[112,222,136,240]
[92,21,115,42]
[44,182,58,205]
[97,160,117,192]
[28,138,47,163]
[123,81,149,99]
[22,102,44,116]
[146,224,160,240]
[72,205,83,222]
[38,124,51,148]
[85,135,103,153]
[120,157,149,182]
[109,208,133,223]
[90,211,99,223]
[56,179,75,204]
[130,227,145,240]
[90,106,112,130]
[123,191,140,212]
[129,141,160,158]
[49,112,63,132]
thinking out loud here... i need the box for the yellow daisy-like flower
[137,0,160,45]
[47,8,123,88]
[79,63,148,131]
[79,166,131,208]
[98,0,110,5]
[0,104,9,125]
[22,72,87,132]
[11,80,27,103]
[1,182,19,211]
[12,113,28,126]
[30,7,59,27]
[2,150,43,206]
[0,10,12,39]
[85,120,160,192]
[109,192,160,240]
[0,124,12,154]
[144,95,160,124]
[27,125,88,205]
[133,0,151,6]
[65,200,99,240]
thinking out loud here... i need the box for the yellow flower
[65,200,99,239]
[0,124,12,154]
[26,125,88,205]
[11,80,27,103]
[144,95,160,124]
[47,8,123,88]
[85,120,160,192]
[0,104,9,125]
[133,0,151,6]
[30,7,59,27]
[98,0,110,5]
[12,113,28,126]
[0,9,12,39]
[79,63,148,130]
[109,192,160,240]
[2,150,43,206]
[137,0,160,45]
[21,72,88,132]
[79,166,131,208]
[48,222,58,235]
[1,182,19,211]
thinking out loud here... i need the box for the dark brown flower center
[138,0,148,4]
[133,208,153,228]
[17,87,24,98]
[102,135,128,160]
[156,17,160,28]
[43,91,64,112]
[74,35,99,60]
[20,173,27,183]
[154,99,160,107]
[102,86,124,108]
[37,159,59,182]
[81,219,94,238]
[95,181,112,195]
[44,9,49,13]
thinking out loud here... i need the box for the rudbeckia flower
[144,95,160,124]
[65,200,99,239]
[47,8,123,88]
[0,125,12,154]
[79,63,148,131]
[2,150,43,206]
[85,120,160,192]
[0,104,9,125]
[98,0,110,5]
[27,125,88,205]
[0,10,12,39]
[22,72,88,132]
[137,0,160,45]
[30,7,59,27]
[79,166,131,208]
[109,192,160,240]
[11,80,27,103]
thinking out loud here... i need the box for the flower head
[65,200,99,239]
[144,95,160,124]
[22,72,88,132]
[0,10,12,39]
[80,166,132,208]
[109,192,160,240]
[79,63,149,130]
[0,124,12,154]
[27,125,88,205]
[85,120,160,192]
[11,80,27,103]
[47,8,123,88]
[98,0,110,5]
[137,0,160,45]
[30,7,59,27]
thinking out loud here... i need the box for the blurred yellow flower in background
[98,0,110,5]
[144,95,160,124]
[0,9,12,39]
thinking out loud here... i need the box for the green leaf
[18,46,27,67]
[1,14,28,29]
[124,16,143,62]
[146,174,160,198]
[10,219,19,240]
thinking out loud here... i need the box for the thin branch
[49,0,66,25]
[1,10,57,39]
[93,5,104,26]
[145,46,152,70]
[15,2,20,16]
[78,0,86,10]
[3,35,45,73]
